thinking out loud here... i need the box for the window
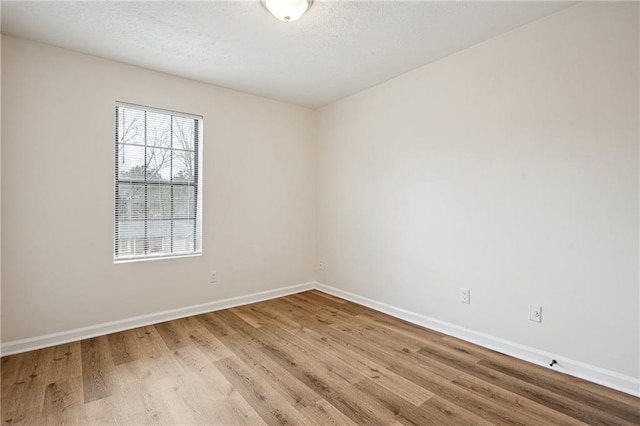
[114,102,202,262]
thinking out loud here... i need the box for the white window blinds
[114,102,202,262]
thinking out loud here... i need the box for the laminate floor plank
[280,295,350,326]
[355,309,447,340]
[107,330,139,366]
[81,336,116,404]
[299,397,360,426]
[444,334,638,411]
[352,378,441,426]
[388,361,543,426]
[0,355,21,397]
[288,291,366,317]
[39,342,83,386]
[256,346,396,426]
[127,325,169,356]
[2,290,637,425]
[420,396,495,426]
[322,320,464,382]
[81,396,125,425]
[154,320,191,350]
[2,349,48,416]
[230,305,270,329]
[264,297,309,318]
[286,293,363,324]
[416,343,635,425]
[260,328,466,425]
[40,376,84,426]
[188,324,236,363]
[194,311,238,339]
[212,309,268,341]
[451,374,586,426]
[169,344,264,425]
[214,356,310,425]
[260,325,365,385]
[220,333,323,410]
[115,341,183,385]
[292,325,434,406]
[216,309,341,396]
[238,302,304,331]
[333,316,435,354]
[478,357,640,424]
[107,380,174,425]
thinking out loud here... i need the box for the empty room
[1,1,638,424]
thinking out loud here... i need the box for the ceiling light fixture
[261,0,313,22]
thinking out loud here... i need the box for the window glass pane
[173,185,195,218]
[172,150,195,183]
[118,107,145,146]
[148,236,165,254]
[172,116,195,151]
[117,236,145,256]
[146,146,172,182]
[173,219,196,253]
[147,184,172,219]
[118,144,146,181]
[117,184,145,219]
[116,220,146,239]
[147,219,172,239]
[146,111,172,149]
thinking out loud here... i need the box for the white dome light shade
[261,0,313,22]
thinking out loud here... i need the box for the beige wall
[1,36,316,341]
[316,2,639,378]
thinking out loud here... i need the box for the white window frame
[114,102,203,263]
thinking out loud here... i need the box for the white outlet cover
[529,304,542,322]
[460,288,470,304]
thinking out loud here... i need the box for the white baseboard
[2,280,637,397]
[0,281,315,357]
[315,283,640,398]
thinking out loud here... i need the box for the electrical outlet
[529,304,542,322]
[210,270,217,283]
[319,261,324,270]
[460,288,470,304]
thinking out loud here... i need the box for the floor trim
[0,281,315,357]
[315,282,640,397]
[2,280,637,397]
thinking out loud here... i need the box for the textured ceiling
[1,1,574,108]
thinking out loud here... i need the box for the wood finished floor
[1,290,639,425]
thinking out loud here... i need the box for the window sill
[114,252,202,264]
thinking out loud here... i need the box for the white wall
[316,2,639,378]
[1,36,316,342]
